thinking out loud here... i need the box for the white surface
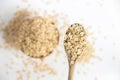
[0,0,120,80]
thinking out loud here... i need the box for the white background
[0,0,120,80]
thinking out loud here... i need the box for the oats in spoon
[64,23,87,80]
[64,23,87,65]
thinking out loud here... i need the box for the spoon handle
[68,64,75,80]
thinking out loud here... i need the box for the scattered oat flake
[34,10,39,16]
[112,56,116,60]
[0,45,2,48]
[83,71,87,75]
[92,55,103,61]
[99,48,103,52]
[112,43,116,46]
[6,71,9,75]
[16,5,20,8]
[77,71,80,74]
[49,69,57,75]
[94,76,99,80]
[41,75,45,78]
[21,0,28,2]
[63,61,67,64]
